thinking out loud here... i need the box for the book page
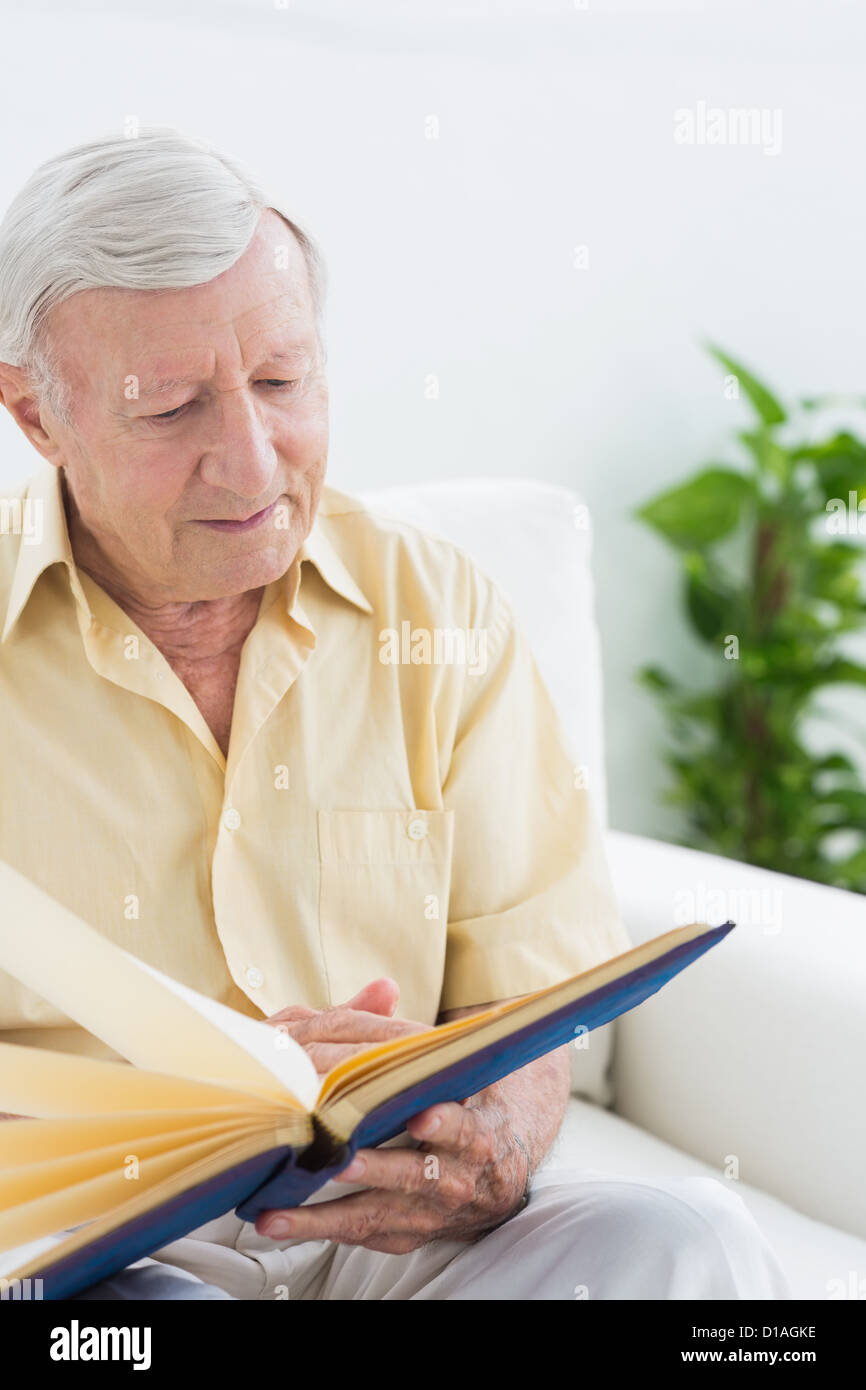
[0,1039,286,1119]
[0,1127,295,1285]
[318,921,730,1135]
[134,959,320,1110]
[0,858,319,1110]
[0,1122,288,1259]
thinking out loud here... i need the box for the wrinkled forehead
[42,211,319,393]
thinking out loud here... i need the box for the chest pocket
[316,809,455,1025]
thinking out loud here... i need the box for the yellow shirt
[0,463,629,1062]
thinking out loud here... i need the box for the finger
[407,1101,479,1151]
[288,1008,429,1046]
[332,1146,431,1195]
[263,981,401,1030]
[333,1147,475,1215]
[340,978,400,1017]
[256,1189,435,1245]
[264,1003,317,1027]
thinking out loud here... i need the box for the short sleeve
[440,573,631,1010]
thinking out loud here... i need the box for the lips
[196,499,280,533]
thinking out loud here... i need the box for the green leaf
[794,431,866,498]
[661,686,722,720]
[636,468,755,548]
[799,393,866,412]
[705,343,787,425]
[813,752,857,773]
[685,569,733,642]
[738,429,790,482]
[637,665,677,693]
[828,848,866,888]
[815,788,866,818]
[810,542,863,583]
[773,657,866,697]
[844,849,866,873]
[814,659,866,687]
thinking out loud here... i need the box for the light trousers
[72,1167,792,1301]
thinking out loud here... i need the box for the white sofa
[361,475,866,1301]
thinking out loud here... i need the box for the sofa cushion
[543,1096,866,1301]
[606,830,866,1242]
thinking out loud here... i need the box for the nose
[198,388,277,500]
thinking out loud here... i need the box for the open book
[0,858,734,1300]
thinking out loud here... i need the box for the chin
[187,537,298,601]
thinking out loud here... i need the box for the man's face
[41,209,328,604]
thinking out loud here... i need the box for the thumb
[340,977,400,1016]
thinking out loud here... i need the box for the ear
[0,361,66,466]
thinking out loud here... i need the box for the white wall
[1,0,864,838]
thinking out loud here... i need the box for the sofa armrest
[604,830,866,1239]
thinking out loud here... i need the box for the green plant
[636,344,866,893]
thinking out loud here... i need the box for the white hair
[0,127,327,422]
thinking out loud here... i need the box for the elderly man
[0,129,789,1301]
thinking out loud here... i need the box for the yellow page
[0,1040,287,1119]
[0,1115,257,1208]
[0,1045,311,1265]
[319,922,717,1137]
[0,858,319,1109]
[0,1120,297,1259]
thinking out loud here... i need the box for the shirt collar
[1,464,90,643]
[2,467,372,644]
[298,509,373,615]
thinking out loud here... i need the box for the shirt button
[245,966,264,990]
[407,817,428,841]
[223,808,242,831]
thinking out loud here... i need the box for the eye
[146,379,301,423]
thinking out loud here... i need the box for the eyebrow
[138,376,198,400]
[266,347,312,369]
[134,345,314,401]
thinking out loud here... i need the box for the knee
[670,1175,755,1231]
[543,1176,786,1300]
[658,1177,790,1298]
[585,1179,742,1298]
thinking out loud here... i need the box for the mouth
[196,499,281,534]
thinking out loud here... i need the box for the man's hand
[256,1094,529,1253]
[265,978,429,1076]
[255,994,572,1254]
